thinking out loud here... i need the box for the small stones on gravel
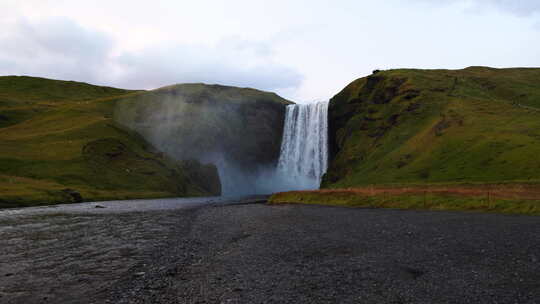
[165,267,177,277]
[97,204,540,304]
[9,202,537,304]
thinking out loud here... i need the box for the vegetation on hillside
[323,67,540,188]
[0,76,220,208]
[4,66,540,212]
[0,76,131,129]
[269,184,540,215]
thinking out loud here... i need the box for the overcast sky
[0,0,538,102]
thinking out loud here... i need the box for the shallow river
[0,196,265,304]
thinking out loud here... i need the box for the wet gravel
[1,201,539,303]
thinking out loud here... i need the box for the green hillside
[323,67,540,188]
[0,76,220,208]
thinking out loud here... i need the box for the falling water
[277,101,329,189]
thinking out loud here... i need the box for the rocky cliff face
[114,83,293,195]
[323,67,540,187]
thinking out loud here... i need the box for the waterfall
[277,101,329,189]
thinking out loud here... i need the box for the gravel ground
[1,201,539,303]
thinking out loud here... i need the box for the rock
[180,159,222,196]
[165,267,178,277]
[60,188,83,203]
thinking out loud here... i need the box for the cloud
[0,17,113,84]
[474,0,540,16]
[416,0,540,17]
[114,39,303,91]
[0,17,303,93]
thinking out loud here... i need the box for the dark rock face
[180,159,222,196]
[60,188,83,203]
[114,83,292,195]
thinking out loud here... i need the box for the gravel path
[1,202,539,303]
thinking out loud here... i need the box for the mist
[113,84,329,196]
[114,84,295,196]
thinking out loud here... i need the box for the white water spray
[277,101,329,189]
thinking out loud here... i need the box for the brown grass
[269,183,540,215]
[303,184,540,201]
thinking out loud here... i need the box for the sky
[0,0,539,102]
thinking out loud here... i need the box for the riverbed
[1,198,539,303]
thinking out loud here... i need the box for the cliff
[114,83,293,195]
[323,67,540,187]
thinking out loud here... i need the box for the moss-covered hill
[114,83,293,194]
[323,67,540,188]
[0,76,220,208]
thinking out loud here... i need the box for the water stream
[276,101,329,190]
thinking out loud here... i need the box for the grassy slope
[324,66,540,187]
[0,76,219,208]
[0,76,132,128]
[155,83,292,105]
[272,67,540,214]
